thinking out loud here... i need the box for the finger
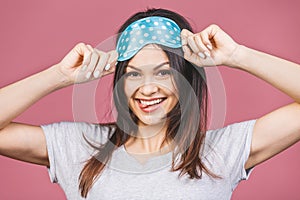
[181,29,193,46]
[72,43,92,70]
[85,45,94,66]
[85,50,100,79]
[200,24,222,50]
[106,50,118,70]
[101,50,118,76]
[194,34,210,57]
[182,45,192,59]
[187,35,203,57]
[199,31,213,50]
[86,44,94,51]
[81,50,92,71]
[93,50,108,78]
[78,43,93,71]
[73,42,90,56]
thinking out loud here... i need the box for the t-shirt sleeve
[40,121,111,183]
[206,119,256,190]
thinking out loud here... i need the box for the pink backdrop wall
[1,0,300,199]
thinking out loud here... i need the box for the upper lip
[135,97,166,101]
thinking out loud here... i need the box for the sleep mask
[116,16,182,61]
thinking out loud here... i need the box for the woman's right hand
[55,43,118,84]
[0,43,118,167]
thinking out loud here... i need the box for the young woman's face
[124,44,179,126]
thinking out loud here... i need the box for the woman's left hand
[181,24,239,67]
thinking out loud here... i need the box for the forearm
[0,65,72,129]
[230,45,300,103]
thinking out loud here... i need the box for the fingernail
[104,63,111,71]
[198,52,205,59]
[81,65,87,71]
[207,44,213,50]
[204,51,211,57]
[87,45,93,50]
[93,70,100,78]
[85,71,92,79]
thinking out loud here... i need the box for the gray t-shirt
[41,119,256,200]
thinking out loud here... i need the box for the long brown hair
[79,8,217,198]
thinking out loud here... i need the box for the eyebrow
[127,61,170,71]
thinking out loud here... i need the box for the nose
[138,82,159,96]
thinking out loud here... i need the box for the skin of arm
[181,24,300,169]
[0,43,117,166]
[0,66,70,166]
[231,46,300,169]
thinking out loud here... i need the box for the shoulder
[203,119,257,156]
[41,121,116,147]
[206,119,256,143]
[202,119,257,187]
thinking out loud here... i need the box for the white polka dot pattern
[116,16,182,61]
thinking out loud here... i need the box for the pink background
[1,0,300,199]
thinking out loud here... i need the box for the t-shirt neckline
[107,145,177,174]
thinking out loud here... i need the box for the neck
[125,121,174,155]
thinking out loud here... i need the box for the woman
[0,8,299,199]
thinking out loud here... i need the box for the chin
[138,114,167,126]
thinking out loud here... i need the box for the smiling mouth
[135,98,167,111]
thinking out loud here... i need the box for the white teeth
[140,98,163,106]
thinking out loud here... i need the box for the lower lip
[137,99,165,113]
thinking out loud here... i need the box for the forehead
[127,44,169,68]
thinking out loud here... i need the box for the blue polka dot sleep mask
[116,16,182,61]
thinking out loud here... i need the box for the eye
[157,69,171,77]
[125,71,141,78]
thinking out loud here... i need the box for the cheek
[164,85,179,108]
[168,92,179,106]
[124,80,140,99]
[161,79,178,98]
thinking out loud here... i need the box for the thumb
[181,29,193,46]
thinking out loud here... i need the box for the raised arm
[230,45,300,169]
[181,24,300,169]
[0,43,117,166]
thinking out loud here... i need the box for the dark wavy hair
[79,8,217,198]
